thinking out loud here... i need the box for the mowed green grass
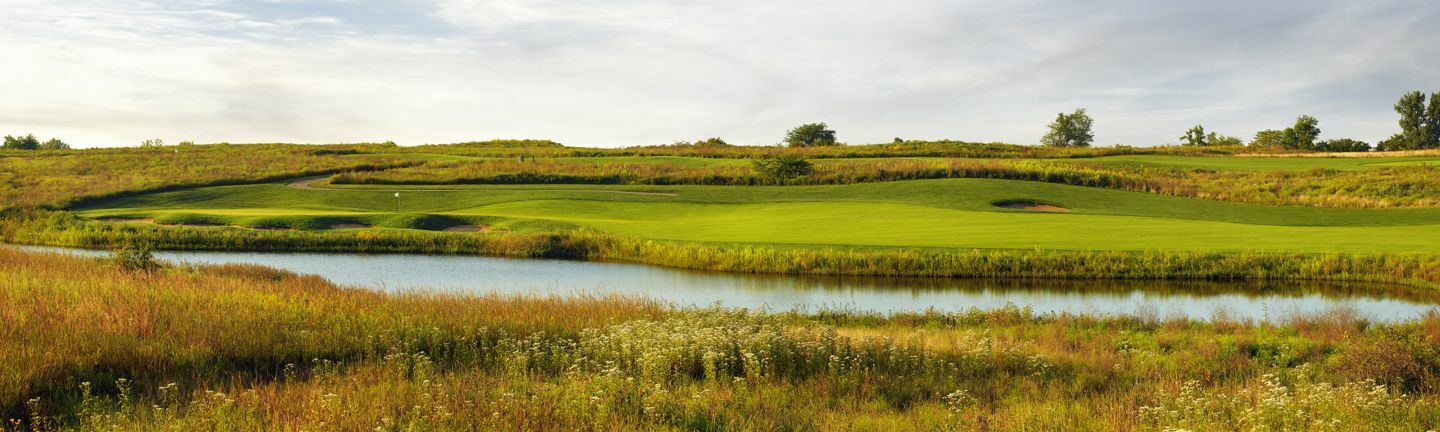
[454,200,1440,252]
[75,178,1440,253]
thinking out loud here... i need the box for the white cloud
[1,0,1437,147]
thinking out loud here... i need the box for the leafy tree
[1250,129,1287,148]
[1040,109,1094,147]
[1385,91,1440,150]
[39,138,70,150]
[1284,115,1321,150]
[3,134,40,150]
[1206,133,1244,147]
[751,154,812,180]
[1250,116,1322,150]
[783,123,837,147]
[140,138,165,148]
[1179,125,1208,146]
[1315,138,1371,152]
[694,137,730,146]
[1430,92,1440,147]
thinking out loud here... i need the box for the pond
[15,245,1438,322]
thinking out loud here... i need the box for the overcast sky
[2,0,1437,148]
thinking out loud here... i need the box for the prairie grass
[3,249,1438,430]
[0,143,415,210]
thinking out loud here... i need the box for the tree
[1385,91,1440,150]
[1250,130,1287,148]
[39,138,70,150]
[751,154,812,180]
[1040,109,1094,147]
[1315,138,1371,152]
[1284,115,1321,150]
[1179,125,1208,146]
[1206,133,1244,147]
[695,137,729,146]
[1250,116,1322,150]
[140,138,165,148]
[1429,92,1440,147]
[3,134,40,150]
[783,123,837,147]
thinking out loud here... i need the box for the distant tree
[1376,136,1399,152]
[1284,115,1321,150]
[1179,125,1208,146]
[695,137,730,146]
[1250,116,1322,150]
[1315,138,1371,153]
[751,154,812,180]
[1040,109,1094,147]
[1206,133,1244,147]
[1250,129,1287,148]
[1430,92,1440,147]
[893,137,905,144]
[140,138,165,148]
[3,134,40,150]
[784,122,837,147]
[39,138,69,150]
[1387,91,1435,150]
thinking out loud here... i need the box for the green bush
[750,155,813,181]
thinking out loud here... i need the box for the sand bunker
[442,224,508,233]
[996,202,1071,213]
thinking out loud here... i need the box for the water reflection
[14,245,1438,322]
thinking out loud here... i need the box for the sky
[1,0,1437,148]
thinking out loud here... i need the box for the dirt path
[286,177,679,196]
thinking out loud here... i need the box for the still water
[17,245,1438,322]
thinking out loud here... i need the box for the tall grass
[0,143,416,210]
[400,139,1248,159]
[4,249,1437,430]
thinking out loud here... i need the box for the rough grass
[3,249,1438,431]
[0,143,417,210]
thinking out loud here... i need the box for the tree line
[8,90,1438,152]
[1038,91,1438,151]
[2,134,69,150]
[764,90,1437,152]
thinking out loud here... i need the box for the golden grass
[2,249,1438,430]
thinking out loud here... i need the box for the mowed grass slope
[76,177,1440,253]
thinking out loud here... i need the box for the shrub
[751,155,813,181]
[109,242,157,272]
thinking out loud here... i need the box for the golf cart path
[286,177,680,196]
